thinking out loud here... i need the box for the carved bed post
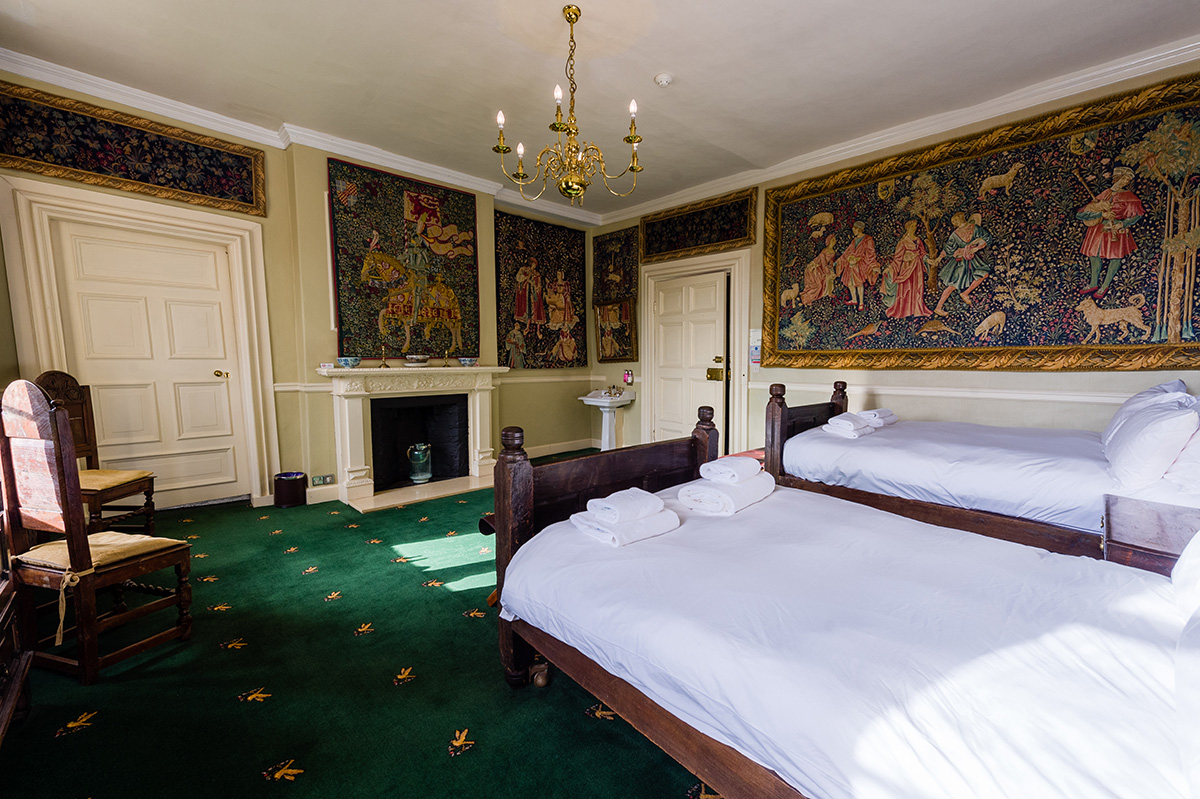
[495,426,537,686]
[831,380,848,414]
[764,384,788,479]
[691,405,719,476]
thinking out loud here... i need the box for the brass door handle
[214,370,230,378]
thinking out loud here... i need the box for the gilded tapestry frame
[0,80,266,216]
[763,73,1200,371]
[640,187,757,264]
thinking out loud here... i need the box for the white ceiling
[2,0,1200,224]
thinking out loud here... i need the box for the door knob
[712,356,723,363]
[214,370,230,378]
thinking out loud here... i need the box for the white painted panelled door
[49,218,252,507]
[651,271,727,443]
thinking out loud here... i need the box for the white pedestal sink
[580,389,635,451]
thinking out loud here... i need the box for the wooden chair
[0,380,191,685]
[33,371,155,535]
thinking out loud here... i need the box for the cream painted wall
[0,70,600,503]
[3,58,1200,495]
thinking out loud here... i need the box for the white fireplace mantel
[316,365,508,511]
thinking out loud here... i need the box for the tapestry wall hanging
[328,159,479,359]
[595,300,637,363]
[0,80,265,216]
[640,187,757,264]
[592,226,639,363]
[495,211,587,369]
[763,74,1200,371]
[592,226,640,305]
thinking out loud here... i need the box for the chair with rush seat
[34,370,155,535]
[0,380,191,684]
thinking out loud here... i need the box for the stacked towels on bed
[822,411,874,438]
[677,456,775,516]
[570,487,680,546]
[859,408,899,427]
[821,410,898,437]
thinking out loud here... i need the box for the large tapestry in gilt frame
[763,74,1200,371]
[328,159,479,359]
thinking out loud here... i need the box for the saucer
[402,361,430,367]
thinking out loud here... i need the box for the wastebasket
[274,472,307,508]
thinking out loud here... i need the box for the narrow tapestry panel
[495,212,587,369]
[0,80,264,216]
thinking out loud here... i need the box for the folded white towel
[858,408,894,420]
[827,411,870,431]
[677,471,775,516]
[821,423,875,439]
[586,486,664,524]
[570,507,681,546]
[699,456,762,484]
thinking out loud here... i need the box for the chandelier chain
[566,21,577,121]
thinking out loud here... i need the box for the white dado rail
[316,366,508,510]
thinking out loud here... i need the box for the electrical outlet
[311,474,335,486]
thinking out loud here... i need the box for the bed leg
[500,618,537,687]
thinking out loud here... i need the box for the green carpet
[0,491,709,797]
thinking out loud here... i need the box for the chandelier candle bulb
[493,111,511,153]
[629,99,637,118]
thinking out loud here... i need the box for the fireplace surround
[316,365,508,511]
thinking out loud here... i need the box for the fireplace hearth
[371,394,468,491]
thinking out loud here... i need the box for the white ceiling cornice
[0,47,503,201]
[596,33,1200,228]
[3,31,1200,230]
[0,47,286,148]
[279,124,503,198]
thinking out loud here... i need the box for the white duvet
[501,485,1185,799]
[781,420,1200,533]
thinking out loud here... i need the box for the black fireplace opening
[371,394,469,492]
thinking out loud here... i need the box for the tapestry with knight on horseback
[328,158,480,360]
[763,73,1200,371]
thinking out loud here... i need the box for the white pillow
[1174,530,1200,619]
[1166,431,1200,494]
[1102,380,1189,448]
[1104,397,1199,488]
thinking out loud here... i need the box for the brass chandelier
[492,4,642,206]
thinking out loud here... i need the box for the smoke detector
[654,72,673,88]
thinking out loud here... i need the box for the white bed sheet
[781,420,1200,533]
[500,485,1185,799]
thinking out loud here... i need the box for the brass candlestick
[379,345,390,368]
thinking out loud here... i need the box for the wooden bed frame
[491,409,811,799]
[489,400,1189,799]
[763,381,1105,559]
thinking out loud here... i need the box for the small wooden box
[1104,494,1200,576]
